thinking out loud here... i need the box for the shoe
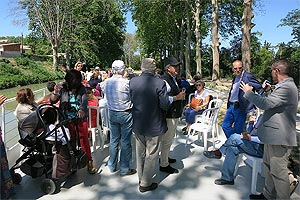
[203,150,222,159]
[168,157,176,163]
[182,127,187,131]
[139,183,158,193]
[214,178,234,185]
[87,161,97,174]
[120,169,137,177]
[159,165,179,174]
[249,193,267,200]
[159,157,176,164]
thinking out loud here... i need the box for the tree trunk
[242,0,254,72]
[211,0,220,81]
[194,0,202,79]
[52,45,58,71]
[179,19,185,74]
[185,2,192,80]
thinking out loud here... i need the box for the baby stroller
[10,104,88,194]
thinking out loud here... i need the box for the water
[0,81,63,99]
[0,81,63,148]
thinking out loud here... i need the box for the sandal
[87,161,97,174]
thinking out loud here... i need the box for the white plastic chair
[207,99,223,139]
[234,153,264,194]
[87,105,109,151]
[185,106,220,150]
[186,98,223,147]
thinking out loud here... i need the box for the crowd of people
[0,57,298,199]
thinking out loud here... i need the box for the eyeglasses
[233,67,243,71]
[195,84,202,87]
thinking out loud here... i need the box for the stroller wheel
[11,172,22,184]
[41,179,56,194]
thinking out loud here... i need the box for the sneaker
[203,150,222,159]
[139,183,158,193]
[159,165,179,174]
[120,169,137,177]
[214,178,234,185]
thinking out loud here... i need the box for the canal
[0,81,63,148]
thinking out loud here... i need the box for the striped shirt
[103,74,132,111]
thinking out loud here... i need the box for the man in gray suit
[240,59,298,200]
[129,58,170,192]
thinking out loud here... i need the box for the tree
[123,33,139,67]
[19,0,72,70]
[194,0,202,79]
[241,0,254,72]
[278,9,300,45]
[211,0,220,82]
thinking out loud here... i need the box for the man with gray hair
[160,56,185,174]
[103,60,136,177]
[240,59,298,200]
[130,58,170,192]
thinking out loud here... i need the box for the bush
[0,57,65,89]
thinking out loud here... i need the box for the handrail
[0,88,47,147]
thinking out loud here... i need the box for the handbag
[190,97,203,109]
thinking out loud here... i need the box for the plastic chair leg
[203,131,208,151]
[251,159,259,194]
[91,128,96,152]
[234,154,244,177]
[185,129,192,147]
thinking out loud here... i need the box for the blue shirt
[229,75,242,103]
[103,74,132,111]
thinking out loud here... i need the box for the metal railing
[1,88,47,150]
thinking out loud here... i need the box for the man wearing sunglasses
[222,60,262,139]
[241,59,298,200]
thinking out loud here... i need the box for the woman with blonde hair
[74,61,86,81]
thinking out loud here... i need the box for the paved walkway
[13,121,300,200]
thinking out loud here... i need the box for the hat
[141,58,156,71]
[164,56,182,67]
[95,66,100,70]
[111,60,125,72]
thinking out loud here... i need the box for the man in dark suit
[159,56,185,174]
[241,59,298,200]
[222,60,262,138]
[129,58,170,192]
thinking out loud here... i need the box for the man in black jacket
[130,58,170,192]
[159,56,185,174]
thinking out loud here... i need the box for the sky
[0,0,299,47]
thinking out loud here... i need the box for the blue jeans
[107,110,133,174]
[221,104,247,138]
[184,108,204,124]
[219,134,264,181]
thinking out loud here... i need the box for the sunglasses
[233,67,243,71]
[195,84,202,87]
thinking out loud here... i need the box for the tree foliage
[18,0,126,70]
[279,9,300,45]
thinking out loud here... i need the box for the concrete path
[13,121,300,200]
